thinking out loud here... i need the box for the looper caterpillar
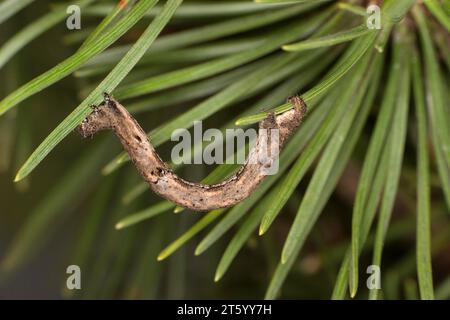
[77,93,307,211]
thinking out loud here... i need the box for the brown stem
[77,93,307,211]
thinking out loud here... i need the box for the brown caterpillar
[77,93,307,211]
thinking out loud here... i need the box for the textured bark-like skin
[77,93,307,211]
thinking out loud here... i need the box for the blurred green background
[0,0,449,300]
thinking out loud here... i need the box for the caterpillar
[77,93,307,211]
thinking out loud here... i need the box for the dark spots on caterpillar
[103,92,111,102]
[151,167,165,177]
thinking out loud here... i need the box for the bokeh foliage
[0,0,449,299]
